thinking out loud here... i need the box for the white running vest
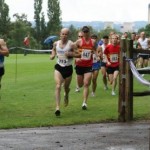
[56,40,73,67]
[138,38,148,49]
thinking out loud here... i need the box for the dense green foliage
[0,0,10,37]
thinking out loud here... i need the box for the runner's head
[60,28,70,42]
[82,26,90,38]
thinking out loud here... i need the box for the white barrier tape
[137,67,150,71]
[9,47,52,52]
[17,47,52,52]
[9,47,17,50]
[129,60,150,86]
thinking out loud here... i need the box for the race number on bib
[58,55,68,66]
[59,58,68,65]
[110,54,118,63]
[81,49,92,60]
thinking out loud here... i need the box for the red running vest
[76,38,94,67]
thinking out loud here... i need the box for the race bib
[110,54,118,63]
[58,55,68,66]
[81,49,92,60]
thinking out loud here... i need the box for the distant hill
[30,20,148,32]
[62,21,148,32]
[62,21,104,31]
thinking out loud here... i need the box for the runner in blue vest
[0,39,9,89]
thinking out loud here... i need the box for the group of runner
[50,26,120,116]
[1,26,149,117]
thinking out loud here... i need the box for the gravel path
[0,121,150,150]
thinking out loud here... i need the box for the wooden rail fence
[118,39,150,122]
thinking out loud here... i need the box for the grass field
[0,54,150,129]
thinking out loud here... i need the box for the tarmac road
[0,121,150,150]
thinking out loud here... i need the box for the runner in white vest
[50,28,76,116]
[137,31,149,68]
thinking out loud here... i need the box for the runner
[97,35,109,90]
[74,26,96,109]
[91,34,101,97]
[0,39,9,90]
[50,28,75,116]
[104,34,120,96]
[75,31,84,92]
[137,31,149,69]
[131,32,141,66]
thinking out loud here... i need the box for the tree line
[0,0,150,53]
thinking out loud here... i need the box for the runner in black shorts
[50,28,76,116]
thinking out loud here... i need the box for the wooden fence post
[118,39,127,122]
[125,39,133,121]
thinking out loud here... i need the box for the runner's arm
[0,39,9,57]
[50,42,56,60]
[71,40,82,58]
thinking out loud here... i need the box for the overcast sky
[5,0,150,22]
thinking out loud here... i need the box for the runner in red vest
[74,26,96,110]
[104,34,120,96]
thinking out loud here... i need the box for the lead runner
[50,28,78,116]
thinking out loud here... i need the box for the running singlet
[104,44,120,67]
[56,40,73,67]
[76,38,94,67]
[138,38,149,56]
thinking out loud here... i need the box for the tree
[68,25,78,42]
[0,0,10,36]
[144,24,150,37]
[8,14,35,53]
[47,0,62,35]
[98,27,117,39]
[34,0,42,42]
[138,24,150,37]
[40,12,48,48]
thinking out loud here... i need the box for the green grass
[0,54,150,129]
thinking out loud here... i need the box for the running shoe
[91,92,95,97]
[104,86,108,90]
[82,103,87,110]
[55,110,61,116]
[75,87,80,92]
[111,91,116,96]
